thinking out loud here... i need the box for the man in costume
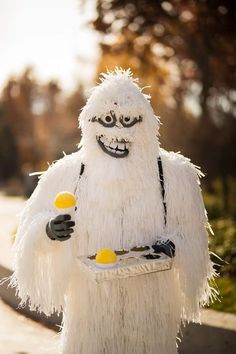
[11,69,216,354]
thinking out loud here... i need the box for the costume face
[79,70,160,159]
[91,110,143,158]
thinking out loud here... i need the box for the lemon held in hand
[54,192,76,209]
[95,248,117,269]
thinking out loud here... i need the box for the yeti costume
[11,69,216,354]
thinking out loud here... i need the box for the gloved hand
[152,239,175,258]
[46,214,75,241]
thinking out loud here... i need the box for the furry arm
[163,153,216,323]
[10,153,81,315]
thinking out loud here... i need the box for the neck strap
[158,156,167,226]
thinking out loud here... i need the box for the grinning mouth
[96,135,129,158]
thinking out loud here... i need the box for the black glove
[152,239,175,258]
[46,214,75,241]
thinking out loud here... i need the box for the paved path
[0,193,59,354]
[0,193,25,269]
[0,298,58,354]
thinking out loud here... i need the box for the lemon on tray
[95,248,117,269]
[54,192,76,209]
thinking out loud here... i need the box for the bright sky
[0,0,99,92]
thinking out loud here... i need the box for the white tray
[77,246,173,283]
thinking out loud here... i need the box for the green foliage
[203,185,236,313]
[209,277,236,314]
[204,184,236,277]
[210,218,236,276]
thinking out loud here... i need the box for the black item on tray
[131,245,150,252]
[152,239,175,258]
[115,250,129,255]
[143,254,161,260]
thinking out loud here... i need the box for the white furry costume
[11,70,215,354]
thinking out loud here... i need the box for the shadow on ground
[179,323,236,354]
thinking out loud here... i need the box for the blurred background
[0,0,235,340]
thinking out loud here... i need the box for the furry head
[79,69,160,160]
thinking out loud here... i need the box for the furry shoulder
[159,148,207,225]
[160,148,204,182]
[38,151,83,184]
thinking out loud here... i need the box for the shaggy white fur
[11,69,216,354]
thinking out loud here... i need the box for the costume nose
[115,122,123,129]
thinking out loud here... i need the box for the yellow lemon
[54,191,76,209]
[95,248,117,265]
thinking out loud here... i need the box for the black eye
[105,115,112,123]
[120,115,143,127]
[97,111,117,127]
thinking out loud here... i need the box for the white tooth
[100,136,105,143]
[118,143,125,150]
[110,142,117,149]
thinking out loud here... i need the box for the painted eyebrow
[90,111,117,127]
[119,115,143,127]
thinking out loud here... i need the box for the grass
[209,277,236,313]
[203,185,236,314]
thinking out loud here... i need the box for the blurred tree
[0,68,86,183]
[93,0,236,113]
[37,80,63,162]
[92,0,236,211]
[1,67,38,170]
[62,85,86,152]
[0,106,18,180]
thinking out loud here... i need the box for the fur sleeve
[10,153,81,316]
[163,152,217,323]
